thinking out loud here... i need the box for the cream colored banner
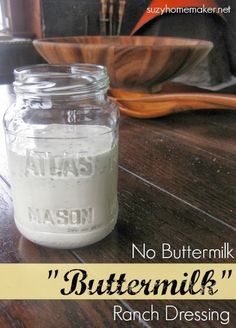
[0,264,235,300]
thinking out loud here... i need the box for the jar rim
[13,64,110,97]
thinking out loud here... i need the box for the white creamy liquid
[7,124,118,248]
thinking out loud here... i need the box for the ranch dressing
[7,124,118,248]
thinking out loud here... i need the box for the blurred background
[0,0,236,91]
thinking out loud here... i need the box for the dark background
[41,0,149,36]
[40,0,236,88]
[41,0,236,38]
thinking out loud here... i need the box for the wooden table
[0,84,235,327]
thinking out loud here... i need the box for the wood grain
[145,110,236,160]
[0,84,235,327]
[73,168,236,327]
[118,115,236,227]
[33,36,212,91]
[10,0,42,38]
[0,178,140,327]
[0,299,139,328]
[110,89,236,118]
[74,169,236,263]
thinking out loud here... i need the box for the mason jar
[3,64,119,249]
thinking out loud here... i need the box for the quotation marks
[221,270,232,279]
[48,269,59,279]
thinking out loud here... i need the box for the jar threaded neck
[13,64,110,98]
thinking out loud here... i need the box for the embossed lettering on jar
[3,64,119,248]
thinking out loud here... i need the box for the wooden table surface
[0,84,235,327]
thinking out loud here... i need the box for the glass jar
[3,64,119,249]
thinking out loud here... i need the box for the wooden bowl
[33,36,213,92]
